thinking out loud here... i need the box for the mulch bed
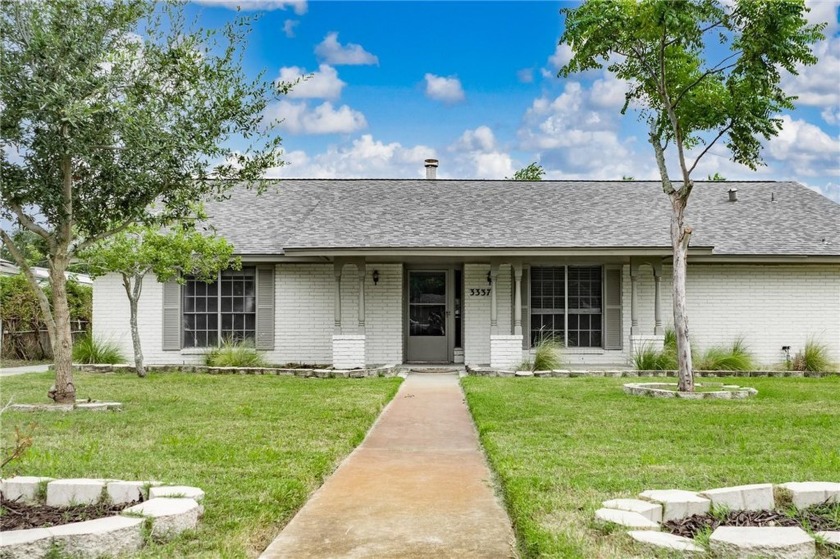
[1,496,140,531]
[663,506,840,539]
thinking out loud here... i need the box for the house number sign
[469,288,492,296]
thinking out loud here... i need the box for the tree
[509,162,546,181]
[707,172,727,181]
[1,1,291,402]
[560,0,823,391]
[81,224,237,377]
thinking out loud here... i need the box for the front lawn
[0,371,401,558]
[462,376,840,559]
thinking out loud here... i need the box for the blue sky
[189,0,840,202]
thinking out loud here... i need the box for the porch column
[333,262,342,334]
[653,263,663,335]
[357,262,366,333]
[490,264,499,335]
[630,263,639,336]
[513,263,523,336]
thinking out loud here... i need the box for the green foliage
[0,274,91,326]
[695,337,756,371]
[0,229,48,267]
[508,162,545,181]
[72,335,126,364]
[791,339,835,372]
[707,172,727,181]
[81,223,238,284]
[520,336,563,371]
[205,339,266,368]
[633,328,678,370]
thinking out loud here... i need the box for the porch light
[372,269,380,285]
[486,271,492,285]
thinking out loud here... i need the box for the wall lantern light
[486,271,492,285]
[372,269,380,285]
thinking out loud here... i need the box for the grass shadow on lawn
[461,375,840,559]
[0,371,401,558]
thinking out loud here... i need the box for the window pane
[409,305,445,336]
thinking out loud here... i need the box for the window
[183,267,256,348]
[530,266,602,348]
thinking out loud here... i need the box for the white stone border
[466,366,839,378]
[73,363,402,378]
[596,482,840,558]
[623,382,758,399]
[0,477,204,559]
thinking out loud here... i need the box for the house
[92,161,840,369]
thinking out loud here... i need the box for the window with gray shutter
[255,266,275,350]
[602,265,623,350]
[162,279,181,350]
[181,267,258,348]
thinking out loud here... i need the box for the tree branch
[0,229,57,341]
[72,220,136,254]
[673,54,740,108]
[650,121,676,196]
[687,122,734,177]
[7,202,52,243]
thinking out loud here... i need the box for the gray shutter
[162,279,182,351]
[522,266,530,350]
[603,265,623,350]
[255,266,275,350]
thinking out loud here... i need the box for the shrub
[632,328,677,370]
[791,339,835,372]
[72,335,125,364]
[205,339,266,367]
[695,337,755,371]
[519,336,563,371]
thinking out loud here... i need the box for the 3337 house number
[469,288,492,296]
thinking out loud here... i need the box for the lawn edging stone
[709,526,815,559]
[464,365,839,378]
[596,481,836,558]
[72,363,403,378]
[0,478,204,559]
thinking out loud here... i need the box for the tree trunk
[48,256,76,403]
[123,274,146,378]
[670,195,694,392]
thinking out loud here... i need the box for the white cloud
[517,81,650,179]
[424,73,465,104]
[264,100,366,134]
[277,64,345,100]
[547,43,573,71]
[765,115,840,177]
[782,37,840,109]
[266,134,436,178]
[315,32,378,65]
[449,126,514,179]
[282,19,299,38]
[517,68,534,84]
[193,0,307,14]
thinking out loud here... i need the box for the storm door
[406,270,450,362]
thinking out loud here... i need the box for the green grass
[462,376,840,559]
[71,335,126,364]
[1,371,401,558]
[204,338,266,367]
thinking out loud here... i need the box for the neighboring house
[92,162,840,369]
[0,258,93,286]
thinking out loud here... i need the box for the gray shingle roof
[203,180,840,257]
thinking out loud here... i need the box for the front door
[406,270,449,362]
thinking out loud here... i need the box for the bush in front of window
[204,338,266,368]
[518,336,564,372]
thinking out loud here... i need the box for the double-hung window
[182,267,257,348]
[530,266,603,347]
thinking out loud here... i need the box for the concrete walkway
[0,364,50,377]
[260,373,516,559]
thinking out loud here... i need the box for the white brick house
[93,167,840,369]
